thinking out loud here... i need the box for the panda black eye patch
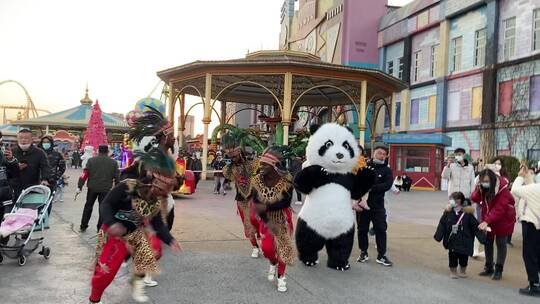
[318,140,334,156]
[342,141,354,158]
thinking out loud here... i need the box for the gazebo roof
[157,50,407,107]
[12,88,128,131]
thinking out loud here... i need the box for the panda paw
[334,264,351,271]
[302,260,319,267]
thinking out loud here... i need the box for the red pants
[89,227,162,302]
[90,230,129,302]
[259,208,293,277]
[237,201,260,247]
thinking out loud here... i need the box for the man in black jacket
[78,145,119,232]
[0,131,19,221]
[356,145,394,267]
[11,129,51,200]
[38,135,66,191]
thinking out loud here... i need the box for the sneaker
[131,278,149,303]
[356,251,369,263]
[458,267,468,278]
[472,251,485,259]
[376,256,393,267]
[267,264,276,281]
[223,192,227,196]
[251,247,259,258]
[213,191,219,195]
[79,226,87,233]
[450,268,459,279]
[89,301,102,304]
[519,283,540,297]
[143,274,158,287]
[294,201,303,205]
[277,276,287,292]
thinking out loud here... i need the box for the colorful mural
[409,84,437,131]
[498,0,540,63]
[410,27,440,84]
[447,73,483,128]
[445,130,480,160]
[496,126,540,160]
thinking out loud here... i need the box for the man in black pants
[356,146,394,267]
[78,145,119,232]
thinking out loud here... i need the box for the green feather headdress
[129,105,172,144]
[133,147,176,176]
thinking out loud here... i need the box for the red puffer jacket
[470,176,516,237]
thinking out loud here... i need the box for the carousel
[157,50,407,179]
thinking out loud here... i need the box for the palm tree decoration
[211,124,266,154]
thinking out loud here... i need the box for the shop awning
[382,133,452,146]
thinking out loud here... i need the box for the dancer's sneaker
[251,247,259,258]
[131,277,149,303]
[89,301,102,304]
[267,264,276,281]
[356,251,369,263]
[143,274,158,287]
[277,276,287,292]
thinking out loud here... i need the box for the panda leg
[325,227,355,271]
[295,218,325,267]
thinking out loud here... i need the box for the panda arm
[351,167,376,200]
[294,165,330,194]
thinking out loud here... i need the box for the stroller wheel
[18,255,26,266]
[42,247,51,259]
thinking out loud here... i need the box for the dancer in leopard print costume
[88,148,181,304]
[221,135,261,258]
[251,147,295,292]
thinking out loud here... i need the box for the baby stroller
[0,185,53,266]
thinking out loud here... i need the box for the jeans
[80,190,108,231]
[357,207,387,258]
[522,222,540,283]
[449,251,469,268]
[485,235,508,267]
[214,176,225,194]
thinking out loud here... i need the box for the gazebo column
[282,72,293,145]
[167,82,175,123]
[358,80,368,147]
[178,93,185,148]
[390,94,396,133]
[45,125,49,135]
[327,106,333,122]
[201,73,212,181]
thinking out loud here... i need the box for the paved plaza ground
[0,168,537,304]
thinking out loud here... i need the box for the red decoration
[81,100,108,153]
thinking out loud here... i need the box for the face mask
[449,199,456,208]
[455,155,464,162]
[494,164,502,172]
[42,143,51,150]
[19,144,31,151]
[481,182,490,189]
[373,159,385,165]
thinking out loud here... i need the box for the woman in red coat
[471,169,516,281]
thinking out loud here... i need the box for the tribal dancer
[221,133,261,258]
[251,147,295,292]
[88,148,181,304]
[122,105,183,286]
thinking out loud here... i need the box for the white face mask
[19,144,31,151]
[455,155,464,162]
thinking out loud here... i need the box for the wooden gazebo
[157,50,407,179]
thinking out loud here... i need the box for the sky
[0,0,413,134]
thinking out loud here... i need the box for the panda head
[305,123,359,174]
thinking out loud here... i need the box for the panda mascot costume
[294,123,374,271]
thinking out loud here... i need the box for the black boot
[479,263,494,276]
[492,264,503,280]
[519,283,540,297]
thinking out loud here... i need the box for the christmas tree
[82,100,108,153]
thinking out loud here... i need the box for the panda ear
[309,124,321,135]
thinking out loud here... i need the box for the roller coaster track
[0,80,50,124]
